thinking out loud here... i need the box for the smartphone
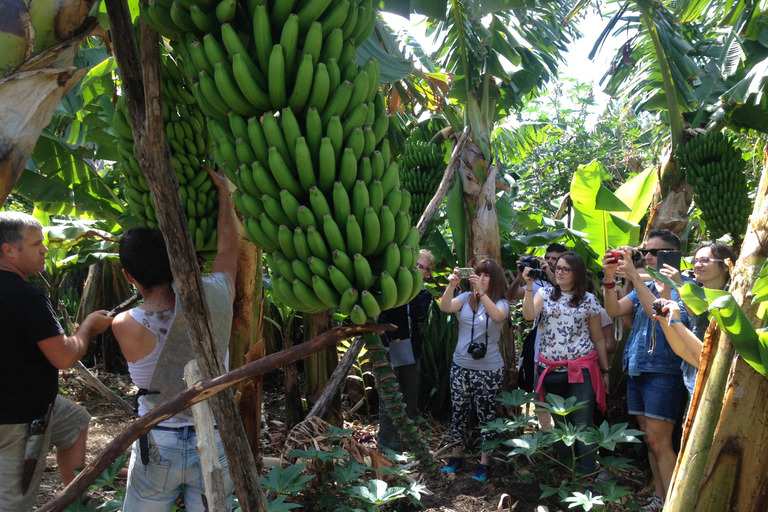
[656,250,682,271]
[457,267,474,279]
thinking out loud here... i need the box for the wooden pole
[103,2,265,509]
[38,323,392,512]
[185,361,228,512]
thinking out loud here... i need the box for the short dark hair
[646,229,680,250]
[546,243,567,254]
[119,226,173,290]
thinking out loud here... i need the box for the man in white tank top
[112,167,239,512]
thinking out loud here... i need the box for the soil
[34,367,654,511]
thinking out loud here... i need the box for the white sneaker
[642,495,663,511]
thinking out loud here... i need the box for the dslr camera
[518,256,547,280]
[467,341,487,360]
[652,299,670,317]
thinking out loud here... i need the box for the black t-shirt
[379,289,431,359]
[0,270,64,423]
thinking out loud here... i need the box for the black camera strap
[470,308,490,350]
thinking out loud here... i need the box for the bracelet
[669,318,682,325]
[600,367,611,374]
[476,291,486,298]
[602,281,616,289]
[525,288,533,292]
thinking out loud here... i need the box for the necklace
[560,288,574,293]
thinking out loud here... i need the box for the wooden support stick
[185,360,228,512]
[38,323,392,512]
[305,335,365,420]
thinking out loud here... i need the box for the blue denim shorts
[627,372,685,423]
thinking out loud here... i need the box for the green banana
[360,289,381,317]
[378,271,398,311]
[349,304,368,324]
[280,14,300,74]
[251,161,280,199]
[307,225,331,261]
[318,138,336,194]
[332,250,356,282]
[339,147,358,191]
[353,253,373,290]
[346,214,363,256]
[306,63,330,112]
[313,275,341,308]
[232,53,272,112]
[294,137,317,191]
[328,265,354,294]
[280,189,302,227]
[352,180,370,224]
[268,44,287,109]
[268,147,304,199]
[294,227,312,261]
[339,288,359,315]
[287,53,315,111]
[395,265,413,307]
[322,214,346,254]
[278,224,298,261]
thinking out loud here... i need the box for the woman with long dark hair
[440,258,508,482]
[522,251,609,476]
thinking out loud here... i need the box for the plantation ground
[35,368,656,511]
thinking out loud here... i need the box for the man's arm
[506,271,525,301]
[37,310,113,369]
[207,165,238,299]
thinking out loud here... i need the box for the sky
[383,8,628,125]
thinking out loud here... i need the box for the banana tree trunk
[646,146,695,235]
[232,229,264,463]
[0,18,96,206]
[457,140,501,264]
[666,148,768,511]
[304,311,341,425]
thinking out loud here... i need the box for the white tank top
[127,308,190,426]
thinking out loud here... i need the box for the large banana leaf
[445,177,467,267]
[570,161,653,256]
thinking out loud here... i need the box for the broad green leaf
[751,259,768,305]
[613,167,658,225]
[348,479,406,505]
[708,294,765,376]
[595,185,631,212]
[496,196,516,233]
[570,161,630,256]
[357,23,415,84]
[646,267,724,315]
[608,213,639,233]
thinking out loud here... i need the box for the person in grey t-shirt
[439,259,509,482]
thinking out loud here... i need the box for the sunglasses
[637,248,672,257]
[554,266,572,274]
[693,257,724,265]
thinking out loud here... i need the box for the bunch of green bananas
[1,0,94,79]
[675,131,751,239]
[140,0,249,40]
[112,52,219,258]
[399,134,446,222]
[154,0,415,322]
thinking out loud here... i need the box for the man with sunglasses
[603,229,692,511]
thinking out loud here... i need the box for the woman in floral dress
[522,251,610,476]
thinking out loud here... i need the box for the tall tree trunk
[304,311,341,425]
[667,147,768,511]
[233,229,264,464]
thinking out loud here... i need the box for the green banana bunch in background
[1,0,96,79]
[675,131,752,240]
[112,47,219,259]
[399,130,447,223]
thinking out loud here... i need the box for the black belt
[153,425,197,432]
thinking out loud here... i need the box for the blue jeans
[124,427,234,512]
[541,368,596,474]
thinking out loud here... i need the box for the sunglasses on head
[638,248,668,256]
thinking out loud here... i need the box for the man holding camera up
[506,243,566,301]
[603,229,691,511]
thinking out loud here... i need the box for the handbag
[388,338,416,367]
[517,319,539,392]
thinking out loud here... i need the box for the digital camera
[467,341,487,360]
[518,255,539,273]
[527,268,548,280]
[652,299,670,317]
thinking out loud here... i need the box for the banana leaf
[445,177,466,267]
[570,161,650,257]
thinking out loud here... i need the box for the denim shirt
[623,280,692,376]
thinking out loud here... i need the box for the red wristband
[602,281,616,289]
[476,292,486,298]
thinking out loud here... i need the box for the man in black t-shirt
[0,212,112,510]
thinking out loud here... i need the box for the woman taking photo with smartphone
[653,243,735,395]
[522,251,609,477]
[440,259,508,482]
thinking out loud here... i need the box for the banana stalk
[363,330,437,474]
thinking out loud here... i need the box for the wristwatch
[600,367,611,374]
